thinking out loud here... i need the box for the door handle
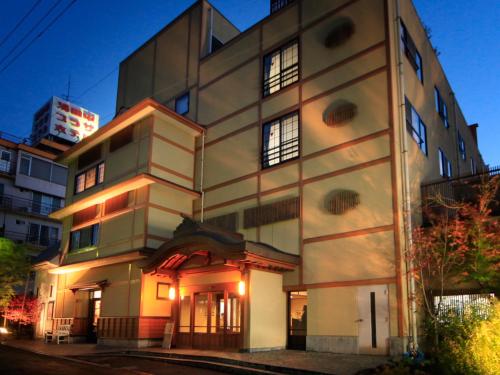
[355,319,363,323]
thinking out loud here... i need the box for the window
[78,145,101,170]
[156,282,170,300]
[470,158,477,175]
[32,192,62,215]
[110,126,134,152]
[210,35,224,53]
[262,111,299,168]
[104,192,129,215]
[438,148,452,178]
[175,93,190,115]
[28,223,58,246]
[271,0,295,13]
[263,40,299,97]
[75,162,105,194]
[457,132,466,160]
[16,220,25,225]
[405,98,428,155]
[0,150,11,173]
[400,22,423,82]
[69,224,99,251]
[434,87,449,128]
[18,154,68,185]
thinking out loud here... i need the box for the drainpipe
[394,0,418,351]
[450,91,460,176]
[200,130,206,222]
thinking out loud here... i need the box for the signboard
[162,322,174,349]
[32,96,99,144]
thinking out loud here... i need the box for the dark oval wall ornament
[325,190,360,215]
[323,101,357,127]
[324,18,355,49]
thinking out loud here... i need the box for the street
[0,344,225,375]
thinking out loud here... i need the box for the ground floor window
[288,290,307,350]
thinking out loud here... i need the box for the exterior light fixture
[180,288,185,300]
[0,327,9,334]
[168,286,176,301]
[238,280,245,296]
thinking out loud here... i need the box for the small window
[434,87,449,128]
[15,220,25,225]
[75,162,105,194]
[73,205,98,227]
[104,192,129,215]
[271,0,295,13]
[69,224,99,251]
[49,285,54,298]
[210,35,224,53]
[110,126,134,153]
[51,165,68,185]
[20,156,30,175]
[17,153,67,185]
[263,40,299,97]
[175,93,190,115]
[457,132,466,160]
[400,22,423,83]
[438,148,452,178]
[262,111,300,168]
[470,158,477,175]
[405,98,428,155]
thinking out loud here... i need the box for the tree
[408,176,499,346]
[4,294,39,326]
[0,238,30,310]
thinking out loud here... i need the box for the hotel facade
[34,0,485,355]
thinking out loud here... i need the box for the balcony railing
[0,194,62,216]
[0,229,60,248]
[421,165,500,218]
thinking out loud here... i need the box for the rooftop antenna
[62,74,72,101]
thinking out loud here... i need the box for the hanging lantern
[168,286,176,301]
[238,280,246,296]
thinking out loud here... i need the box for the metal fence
[434,293,496,319]
[0,194,61,216]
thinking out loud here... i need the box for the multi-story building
[38,0,486,354]
[0,132,68,253]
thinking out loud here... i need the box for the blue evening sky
[0,0,498,165]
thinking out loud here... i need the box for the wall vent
[325,18,355,49]
[323,101,357,127]
[325,190,360,215]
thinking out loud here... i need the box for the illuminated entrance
[141,217,299,351]
[177,286,242,349]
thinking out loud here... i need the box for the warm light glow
[180,288,185,300]
[0,327,9,334]
[238,280,245,296]
[168,286,176,301]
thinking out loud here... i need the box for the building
[37,0,486,354]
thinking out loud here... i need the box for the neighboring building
[40,0,486,355]
[0,132,68,255]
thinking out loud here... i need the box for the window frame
[74,162,105,194]
[109,126,134,153]
[400,22,423,83]
[18,153,68,185]
[262,39,300,97]
[405,98,428,156]
[457,132,466,160]
[438,148,452,178]
[261,111,300,169]
[69,223,99,252]
[434,87,449,128]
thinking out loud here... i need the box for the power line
[0,0,64,68]
[0,0,78,75]
[0,0,43,49]
[75,67,118,100]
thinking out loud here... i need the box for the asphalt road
[0,344,225,375]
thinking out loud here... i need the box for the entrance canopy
[141,216,299,274]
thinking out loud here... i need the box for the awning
[140,216,300,273]
[68,279,109,293]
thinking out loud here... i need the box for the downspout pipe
[200,130,206,222]
[394,0,418,351]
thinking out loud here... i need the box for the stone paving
[3,339,391,375]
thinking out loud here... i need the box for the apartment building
[37,0,485,355]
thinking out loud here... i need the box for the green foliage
[0,238,30,309]
[425,300,500,375]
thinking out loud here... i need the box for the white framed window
[438,148,452,178]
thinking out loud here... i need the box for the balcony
[0,194,63,217]
[0,229,60,249]
[421,165,500,219]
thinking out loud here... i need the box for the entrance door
[87,290,101,343]
[178,287,242,350]
[357,285,389,355]
[287,291,307,350]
